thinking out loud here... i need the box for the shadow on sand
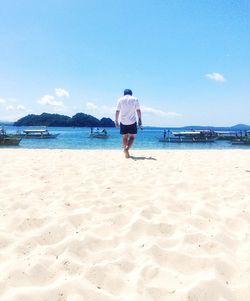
[129,155,157,161]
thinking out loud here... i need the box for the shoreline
[2,148,250,151]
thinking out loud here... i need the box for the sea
[2,125,249,150]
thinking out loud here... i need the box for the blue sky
[0,0,249,126]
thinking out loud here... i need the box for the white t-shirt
[116,95,140,125]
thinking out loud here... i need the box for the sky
[0,0,249,126]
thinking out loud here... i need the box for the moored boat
[88,128,110,139]
[159,130,217,143]
[232,140,250,145]
[20,129,59,139]
[0,128,22,146]
[232,131,250,145]
[215,131,241,141]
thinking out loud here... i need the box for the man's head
[124,89,133,96]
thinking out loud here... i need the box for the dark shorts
[120,122,137,135]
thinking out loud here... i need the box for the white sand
[0,149,250,301]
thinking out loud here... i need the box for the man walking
[115,89,142,158]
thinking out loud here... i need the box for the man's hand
[115,110,120,128]
[137,110,142,129]
[138,118,143,129]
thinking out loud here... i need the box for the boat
[88,128,110,139]
[232,131,250,145]
[89,133,110,138]
[232,140,250,145]
[0,128,22,146]
[159,130,217,143]
[20,129,59,139]
[215,131,241,141]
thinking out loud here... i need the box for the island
[14,113,115,127]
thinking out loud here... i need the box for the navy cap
[124,89,133,96]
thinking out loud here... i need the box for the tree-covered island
[14,113,115,127]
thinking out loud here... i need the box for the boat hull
[21,133,59,139]
[89,134,110,139]
[0,137,22,145]
[232,140,250,145]
[159,137,216,143]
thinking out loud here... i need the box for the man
[115,89,142,158]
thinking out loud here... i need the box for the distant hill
[14,113,115,127]
[230,124,250,131]
[181,124,250,131]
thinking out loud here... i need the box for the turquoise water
[2,126,249,150]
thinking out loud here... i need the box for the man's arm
[137,109,142,127]
[115,110,120,128]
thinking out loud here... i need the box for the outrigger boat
[232,140,250,145]
[0,128,22,146]
[20,129,59,139]
[159,130,217,143]
[215,131,241,141]
[232,131,250,145]
[88,128,110,139]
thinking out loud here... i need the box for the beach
[0,149,250,301]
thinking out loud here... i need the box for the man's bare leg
[122,134,128,149]
[122,134,129,158]
[127,134,136,150]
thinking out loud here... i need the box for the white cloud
[6,105,15,111]
[100,105,116,113]
[86,102,98,110]
[85,102,116,114]
[38,95,64,107]
[16,105,26,111]
[1,114,20,122]
[5,104,30,113]
[8,98,17,103]
[0,98,6,104]
[37,89,69,108]
[55,88,69,97]
[206,72,226,82]
[85,102,180,119]
[141,105,182,117]
[2,110,31,121]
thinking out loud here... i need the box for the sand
[0,149,250,301]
